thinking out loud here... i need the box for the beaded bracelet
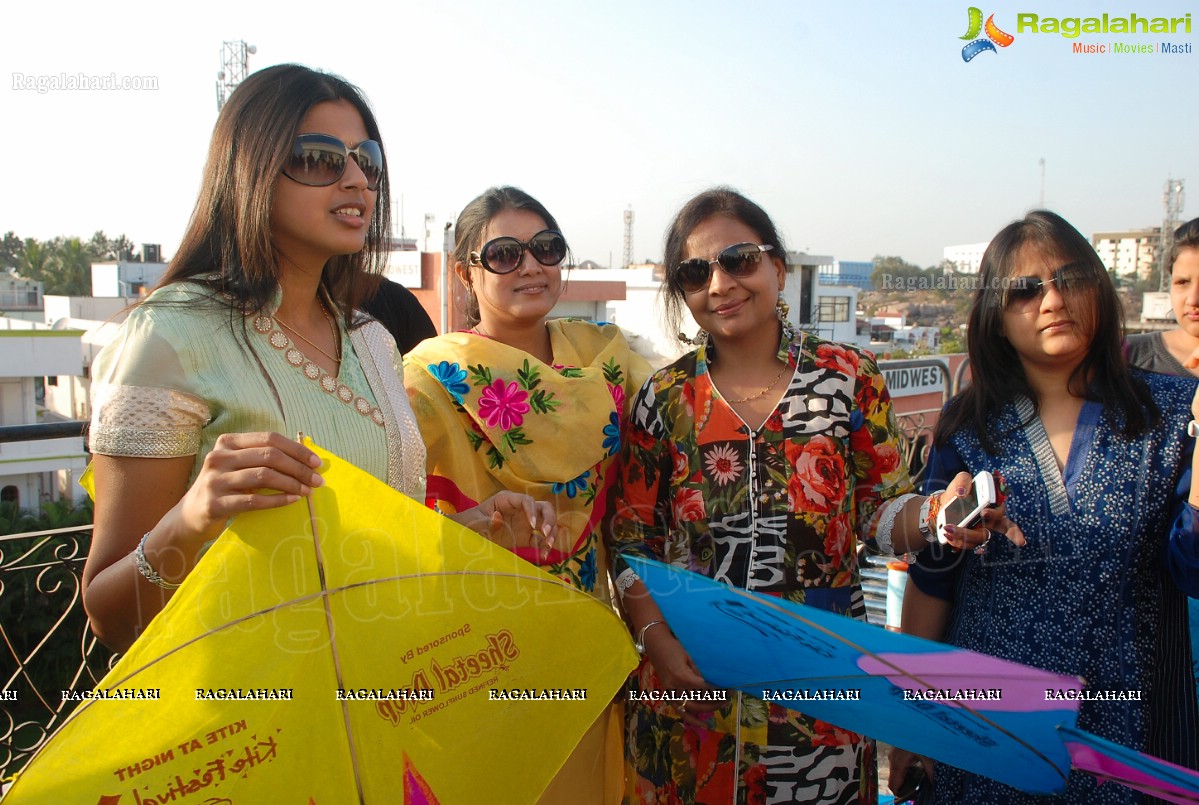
[132,532,182,590]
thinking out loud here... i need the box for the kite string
[305,464,368,805]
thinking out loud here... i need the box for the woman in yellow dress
[404,186,651,803]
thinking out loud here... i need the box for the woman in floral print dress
[403,186,650,804]
[609,188,995,805]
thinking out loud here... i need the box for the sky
[3,0,1196,269]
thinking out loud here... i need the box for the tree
[871,255,929,291]
[19,237,92,295]
[18,237,50,281]
[0,231,23,271]
[939,325,965,354]
[87,231,136,261]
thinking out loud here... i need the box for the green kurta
[89,282,425,499]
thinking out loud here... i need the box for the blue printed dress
[910,370,1199,804]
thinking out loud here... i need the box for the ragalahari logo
[961,7,1015,61]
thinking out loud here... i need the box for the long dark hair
[452,186,564,327]
[935,209,1155,454]
[159,63,390,327]
[660,187,788,339]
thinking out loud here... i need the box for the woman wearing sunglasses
[82,67,551,652]
[607,188,995,804]
[403,186,650,803]
[892,210,1199,804]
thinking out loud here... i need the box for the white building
[1092,228,1161,281]
[0,270,44,322]
[0,318,89,509]
[42,295,132,422]
[943,243,989,274]
[890,325,942,350]
[0,266,144,513]
[91,259,168,298]
[1141,291,1173,322]
[788,252,863,348]
[547,266,679,365]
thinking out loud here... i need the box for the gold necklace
[274,303,342,364]
[725,361,790,404]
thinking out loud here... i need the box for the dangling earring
[776,293,796,341]
[775,293,791,323]
[677,329,708,347]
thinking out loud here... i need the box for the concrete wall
[0,326,84,378]
[43,295,132,325]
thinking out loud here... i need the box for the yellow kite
[5,441,637,804]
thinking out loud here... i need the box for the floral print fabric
[610,329,912,804]
[404,319,650,601]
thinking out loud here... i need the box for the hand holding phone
[936,471,997,544]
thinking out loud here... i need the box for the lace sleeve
[89,382,210,457]
[87,303,211,458]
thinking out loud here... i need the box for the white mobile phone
[936,471,997,544]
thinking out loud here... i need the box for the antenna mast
[622,206,634,268]
[215,40,256,111]
[1159,178,1186,290]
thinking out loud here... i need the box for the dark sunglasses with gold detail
[469,230,568,275]
[675,243,773,294]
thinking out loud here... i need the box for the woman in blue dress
[894,210,1199,804]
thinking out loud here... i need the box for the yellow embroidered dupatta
[404,319,650,601]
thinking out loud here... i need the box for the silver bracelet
[132,532,182,590]
[615,568,640,598]
[874,493,918,555]
[634,620,667,655]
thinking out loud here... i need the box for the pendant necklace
[274,303,342,364]
[725,361,790,404]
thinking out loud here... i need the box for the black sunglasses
[469,230,568,274]
[675,243,773,293]
[282,133,383,191]
[1004,263,1094,307]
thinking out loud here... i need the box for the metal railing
[0,421,88,443]
[1,524,116,780]
[1,420,108,781]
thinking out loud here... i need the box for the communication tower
[622,207,634,269]
[1159,178,1186,290]
[215,40,256,111]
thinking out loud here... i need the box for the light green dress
[89,281,425,499]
